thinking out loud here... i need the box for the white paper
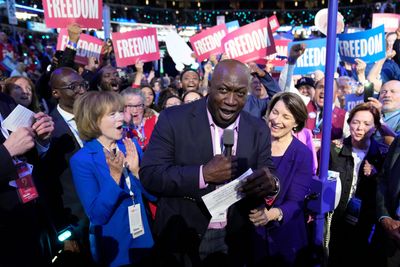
[202,168,253,217]
[2,105,35,132]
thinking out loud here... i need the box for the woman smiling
[249,92,313,266]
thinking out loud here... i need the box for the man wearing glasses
[41,67,92,264]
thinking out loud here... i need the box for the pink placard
[43,0,103,29]
[268,15,280,33]
[372,13,400,33]
[190,24,228,62]
[266,39,290,67]
[57,29,103,65]
[112,28,160,67]
[222,18,276,63]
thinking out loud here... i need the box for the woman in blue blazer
[70,91,155,267]
[249,92,313,266]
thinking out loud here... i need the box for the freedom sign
[372,13,400,33]
[57,29,103,65]
[190,24,228,62]
[344,94,364,111]
[112,28,160,68]
[338,25,386,64]
[268,15,280,33]
[289,38,338,75]
[222,18,276,63]
[43,0,103,29]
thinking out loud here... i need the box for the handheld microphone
[223,129,234,157]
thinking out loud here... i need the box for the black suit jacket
[0,93,50,265]
[41,108,87,234]
[140,98,275,266]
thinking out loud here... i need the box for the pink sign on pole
[268,15,280,33]
[221,18,276,63]
[57,29,103,65]
[43,0,103,29]
[112,28,160,67]
[372,13,400,33]
[190,24,228,62]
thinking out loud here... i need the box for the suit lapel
[189,99,213,162]
[51,109,81,150]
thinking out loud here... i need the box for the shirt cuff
[199,165,208,189]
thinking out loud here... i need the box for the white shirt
[57,105,83,148]
[350,146,368,199]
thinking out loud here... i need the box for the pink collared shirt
[199,106,240,228]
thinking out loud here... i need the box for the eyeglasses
[125,104,144,109]
[56,81,89,93]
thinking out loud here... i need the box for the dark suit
[0,93,50,266]
[140,98,275,266]
[375,136,400,266]
[41,108,91,265]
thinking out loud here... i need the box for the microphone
[223,129,234,157]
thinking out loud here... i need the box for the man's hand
[366,97,383,113]
[32,112,54,145]
[3,127,35,157]
[355,58,367,76]
[101,39,113,55]
[239,167,277,198]
[85,57,99,72]
[247,62,265,77]
[203,155,238,184]
[288,43,306,64]
[210,54,218,65]
[381,217,400,242]
[204,61,213,74]
[67,23,82,44]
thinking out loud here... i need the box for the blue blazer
[70,138,155,267]
[266,137,313,264]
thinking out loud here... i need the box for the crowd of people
[1,10,400,267]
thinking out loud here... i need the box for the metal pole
[319,1,338,182]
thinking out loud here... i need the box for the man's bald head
[380,80,400,113]
[49,67,82,89]
[208,59,250,128]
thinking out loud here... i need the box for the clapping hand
[123,137,140,178]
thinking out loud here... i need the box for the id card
[128,204,145,238]
[15,162,39,203]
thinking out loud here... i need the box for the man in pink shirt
[140,59,278,266]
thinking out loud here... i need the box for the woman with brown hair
[3,76,40,112]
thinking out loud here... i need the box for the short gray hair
[120,87,145,104]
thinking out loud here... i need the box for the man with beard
[88,65,122,92]
[140,59,279,266]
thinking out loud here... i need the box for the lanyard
[123,167,136,205]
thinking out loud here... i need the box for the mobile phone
[363,81,374,102]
